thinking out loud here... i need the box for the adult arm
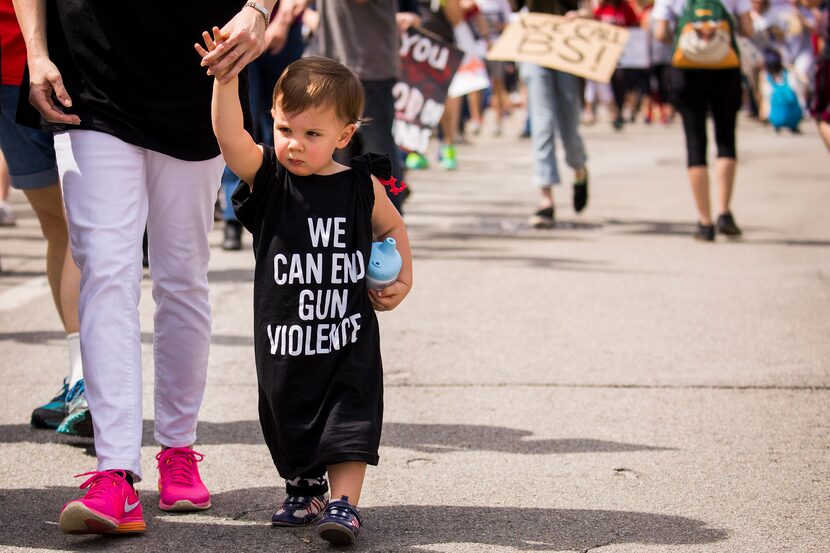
[623,0,643,26]
[736,11,754,37]
[12,0,80,124]
[201,1,278,83]
[652,0,673,43]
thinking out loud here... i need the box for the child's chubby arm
[195,27,262,188]
[369,176,413,312]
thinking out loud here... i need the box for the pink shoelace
[155,447,205,486]
[73,469,129,499]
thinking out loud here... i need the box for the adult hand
[396,12,422,32]
[26,55,80,125]
[264,21,288,55]
[201,6,267,83]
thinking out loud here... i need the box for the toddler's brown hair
[273,56,365,125]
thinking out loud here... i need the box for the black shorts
[670,68,742,166]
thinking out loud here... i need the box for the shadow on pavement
[0,421,669,457]
[0,486,727,552]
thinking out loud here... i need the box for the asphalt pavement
[0,112,827,552]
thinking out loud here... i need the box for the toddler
[198,31,413,545]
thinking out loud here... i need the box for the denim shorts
[0,84,58,189]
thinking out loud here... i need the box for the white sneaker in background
[0,202,16,226]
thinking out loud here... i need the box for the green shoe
[405,152,428,170]
[440,144,457,171]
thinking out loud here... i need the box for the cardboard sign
[486,13,630,83]
[393,27,464,154]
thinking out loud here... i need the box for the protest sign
[393,27,464,154]
[448,54,490,98]
[486,13,630,83]
[448,21,491,98]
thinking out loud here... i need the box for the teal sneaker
[405,152,428,170]
[57,379,93,437]
[439,144,457,170]
[31,378,69,429]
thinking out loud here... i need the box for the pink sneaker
[156,447,211,511]
[59,470,146,535]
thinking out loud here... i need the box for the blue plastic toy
[367,237,402,290]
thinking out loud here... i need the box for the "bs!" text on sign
[486,13,630,84]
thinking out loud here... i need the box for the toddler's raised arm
[195,27,262,188]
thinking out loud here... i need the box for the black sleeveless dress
[233,147,389,479]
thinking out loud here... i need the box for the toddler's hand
[369,281,410,312]
[194,27,230,78]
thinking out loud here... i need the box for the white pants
[55,130,224,479]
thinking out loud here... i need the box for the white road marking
[0,276,50,312]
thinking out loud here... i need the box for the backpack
[767,70,803,130]
[671,0,741,69]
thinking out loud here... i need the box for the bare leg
[440,96,461,146]
[467,90,483,131]
[687,166,712,225]
[818,121,830,152]
[715,157,736,215]
[327,462,367,505]
[23,185,70,327]
[0,151,10,203]
[60,240,81,333]
[537,185,554,210]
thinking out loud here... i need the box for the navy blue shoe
[271,494,328,527]
[316,496,363,545]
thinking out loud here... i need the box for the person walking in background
[279,0,411,211]
[643,0,676,124]
[594,0,643,129]
[515,0,592,228]
[205,49,412,544]
[583,78,616,124]
[418,0,467,170]
[221,0,307,251]
[475,0,515,136]
[758,47,804,132]
[653,0,753,241]
[15,0,274,535]
[0,0,88,436]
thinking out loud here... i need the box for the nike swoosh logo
[124,498,140,513]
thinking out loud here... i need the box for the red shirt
[594,0,640,27]
[0,0,26,86]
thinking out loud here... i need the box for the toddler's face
[272,102,355,177]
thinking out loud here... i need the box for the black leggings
[671,68,742,167]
